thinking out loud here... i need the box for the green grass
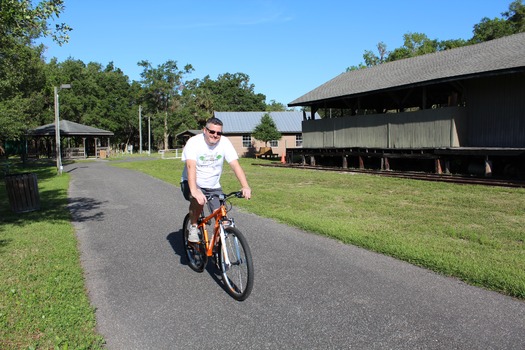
[114,158,525,299]
[0,161,104,350]
[1,156,524,348]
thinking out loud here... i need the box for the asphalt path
[65,160,525,350]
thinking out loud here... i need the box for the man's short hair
[206,117,223,127]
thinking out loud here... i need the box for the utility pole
[148,115,151,155]
[54,83,71,175]
[139,105,143,154]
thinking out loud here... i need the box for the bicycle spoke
[220,227,253,301]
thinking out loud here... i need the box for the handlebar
[225,191,244,199]
[206,191,244,202]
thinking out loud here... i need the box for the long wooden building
[288,33,525,178]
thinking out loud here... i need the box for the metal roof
[213,111,315,133]
[28,120,114,136]
[289,32,525,106]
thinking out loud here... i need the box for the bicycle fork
[219,224,231,270]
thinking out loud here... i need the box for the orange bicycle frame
[197,204,228,257]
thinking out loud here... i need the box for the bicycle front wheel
[220,227,254,301]
[182,213,207,273]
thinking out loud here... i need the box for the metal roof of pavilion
[213,111,318,133]
[28,120,114,137]
[289,32,525,107]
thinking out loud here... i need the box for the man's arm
[186,159,207,205]
[229,159,251,199]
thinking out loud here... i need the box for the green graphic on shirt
[216,155,222,160]
[199,155,206,161]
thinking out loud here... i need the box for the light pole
[139,105,143,154]
[54,83,71,175]
[148,115,151,155]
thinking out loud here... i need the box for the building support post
[381,157,390,171]
[485,157,493,177]
[435,159,443,174]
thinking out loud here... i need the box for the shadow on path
[68,196,107,223]
[166,229,227,294]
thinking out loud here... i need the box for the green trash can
[4,173,41,213]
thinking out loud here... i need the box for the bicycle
[182,191,254,301]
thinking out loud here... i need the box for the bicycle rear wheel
[220,227,254,301]
[182,214,207,272]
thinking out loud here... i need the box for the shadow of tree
[67,197,106,223]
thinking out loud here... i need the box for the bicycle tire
[219,227,254,301]
[182,213,207,272]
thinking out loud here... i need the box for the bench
[255,147,273,158]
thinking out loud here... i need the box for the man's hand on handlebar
[241,187,251,200]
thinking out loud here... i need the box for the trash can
[4,173,40,213]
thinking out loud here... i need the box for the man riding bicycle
[181,117,251,243]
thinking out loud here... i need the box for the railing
[158,148,183,159]
[65,147,86,159]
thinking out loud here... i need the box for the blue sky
[39,0,512,106]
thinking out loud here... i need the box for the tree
[345,1,525,71]
[364,41,389,67]
[0,0,72,45]
[138,60,194,150]
[387,32,438,62]
[505,0,525,32]
[471,17,514,43]
[200,72,266,112]
[471,0,525,43]
[252,113,281,147]
[0,0,71,150]
[0,38,48,144]
[266,100,287,112]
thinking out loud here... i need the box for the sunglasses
[205,127,223,136]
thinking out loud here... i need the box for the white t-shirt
[181,133,238,189]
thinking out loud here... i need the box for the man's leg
[189,197,203,225]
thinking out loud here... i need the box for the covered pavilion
[27,120,114,159]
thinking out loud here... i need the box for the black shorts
[180,180,222,212]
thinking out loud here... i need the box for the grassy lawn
[113,158,525,299]
[1,156,524,348]
[0,161,104,350]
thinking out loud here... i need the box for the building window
[242,135,251,148]
[269,140,278,147]
[295,134,303,147]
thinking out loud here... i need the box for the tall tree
[0,0,71,45]
[200,72,266,112]
[0,0,71,149]
[0,37,49,148]
[266,100,287,112]
[387,32,438,62]
[138,60,194,150]
[346,1,525,71]
[252,113,281,147]
[471,0,525,43]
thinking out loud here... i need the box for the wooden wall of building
[466,74,525,147]
[302,107,468,149]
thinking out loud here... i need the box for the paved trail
[66,160,525,349]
